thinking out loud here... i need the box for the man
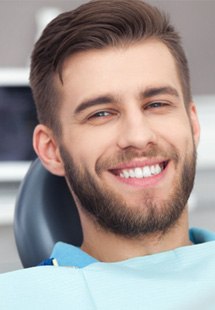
[1,0,215,308]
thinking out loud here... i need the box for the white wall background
[0,0,214,96]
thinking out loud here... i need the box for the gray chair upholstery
[14,158,82,268]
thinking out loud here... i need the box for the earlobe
[33,124,65,176]
[189,102,200,147]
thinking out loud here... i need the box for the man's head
[30,0,191,135]
[32,0,200,239]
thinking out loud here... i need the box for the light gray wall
[0,0,214,95]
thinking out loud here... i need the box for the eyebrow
[74,86,180,115]
[140,86,180,99]
[74,95,115,114]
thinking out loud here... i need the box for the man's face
[57,39,199,237]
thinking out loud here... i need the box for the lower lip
[110,164,169,188]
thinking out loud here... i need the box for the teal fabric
[0,227,215,309]
[50,241,98,267]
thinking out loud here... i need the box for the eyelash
[145,101,169,109]
[88,110,115,120]
[85,101,171,123]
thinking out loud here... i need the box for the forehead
[57,39,183,108]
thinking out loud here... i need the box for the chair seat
[14,158,82,268]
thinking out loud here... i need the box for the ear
[33,124,65,176]
[188,102,200,147]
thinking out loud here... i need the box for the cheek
[155,116,194,150]
[66,127,117,168]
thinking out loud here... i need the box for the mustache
[96,146,179,174]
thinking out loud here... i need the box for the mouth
[110,161,168,180]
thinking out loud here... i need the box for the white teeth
[119,164,164,179]
[143,166,151,177]
[120,170,129,178]
[154,164,162,174]
[129,169,135,178]
[134,168,143,178]
[150,165,156,175]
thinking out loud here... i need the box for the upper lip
[108,158,169,171]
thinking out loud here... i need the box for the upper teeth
[119,164,162,179]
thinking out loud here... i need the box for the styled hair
[30,0,191,134]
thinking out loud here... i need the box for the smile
[111,161,168,180]
[119,163,166,179]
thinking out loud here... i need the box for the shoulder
[0,266,94,309]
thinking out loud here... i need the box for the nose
[117,110,157,150]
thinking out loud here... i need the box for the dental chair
[14,158,83,268]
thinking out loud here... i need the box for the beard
[60,142,196,238]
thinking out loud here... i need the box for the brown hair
[30,0,191,135]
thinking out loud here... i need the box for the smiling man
[1,0,215,309]
[40,40,198,261]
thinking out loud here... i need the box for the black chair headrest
[14,158,82,268]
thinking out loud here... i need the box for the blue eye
[95,111,110,117]
[146,102,169,109]
[85,109,118,125]
[89,111,112,119]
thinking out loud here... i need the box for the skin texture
[34,39,200,262]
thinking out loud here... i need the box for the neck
[79,208,191,262]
